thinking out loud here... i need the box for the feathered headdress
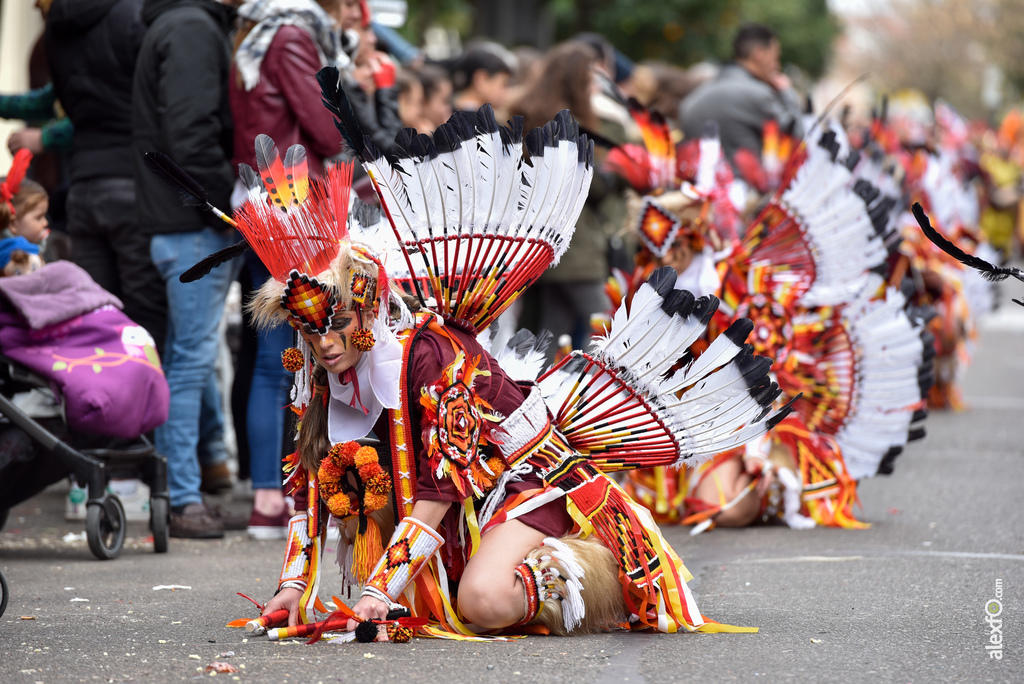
[0,149,33,218]
[317,66,594,333]
[603,100,736,258]
[237,135,388,337]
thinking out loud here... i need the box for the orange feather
[255,134,294,210]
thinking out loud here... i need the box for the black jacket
[132,0,234,235]
[46,0,145,182]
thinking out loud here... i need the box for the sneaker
[200,462,233,494]
[109,480,151,523]
[204,501,248,531]
[65,481,87,521]
[247,508,290,540]
[169,503,224,539]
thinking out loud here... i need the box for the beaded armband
[278,513,312,590]
[362,517,443,603]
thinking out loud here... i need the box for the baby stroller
[0,262,170,560]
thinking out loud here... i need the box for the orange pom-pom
[485,456,507,476]
[327,492,352,517]
[387,624,414,643]
[363,490,389,512]
[365,471,392,495]
[358,462,383,481]
[351,327,375,351]
[318,456,345,483]
[339,441,361,467]
[319,481,340,500]
[354,446,378,468]
[281,347,305,373]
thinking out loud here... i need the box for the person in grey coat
[679,24,803,161]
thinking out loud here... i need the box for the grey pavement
[2,304,1023,683]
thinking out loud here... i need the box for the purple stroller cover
[0,263,169,438]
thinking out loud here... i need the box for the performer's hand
[348,594,390,630]
[263,587,303,628]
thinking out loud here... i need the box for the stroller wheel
[86,494,126,560]
[0,568,8,618]
[150,496,169,554]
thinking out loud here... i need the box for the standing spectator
[133,0,242,539]
[451,43,514,116]
[510,42,614,354]
[395,69,425,130]
[230,0,343,539]
[416,64,453,133]
[679,23,803,161]
[44,0,168,350]
[343,1,401,154]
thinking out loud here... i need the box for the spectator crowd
[0,0,815,540]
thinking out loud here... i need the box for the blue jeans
[245,257,294,490]
[151,228,242,507]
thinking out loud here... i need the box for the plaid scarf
[235,0,347,91]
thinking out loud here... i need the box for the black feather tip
[179,240,250,283]
[316,66,366,158]
[913,203,1024,283]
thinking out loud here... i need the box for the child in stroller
[0,255,171,559]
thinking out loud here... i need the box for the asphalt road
[2,303,1022,683]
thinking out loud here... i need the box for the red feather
[1,148,33,214]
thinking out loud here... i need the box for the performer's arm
[347,500,450,627]
[406,499,450,531]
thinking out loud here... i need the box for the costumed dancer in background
[878,93,991,411]
[598,100,745,524]
[189,67,797,642]
[630,122,933,533]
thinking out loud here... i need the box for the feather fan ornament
[730,130,888,308]
[537,266,794,470]
[774,280,931,480]
[317,67,595,332]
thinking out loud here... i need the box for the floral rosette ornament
[734,293,794,366]
[317,441,393,517]
[420,352,506,499]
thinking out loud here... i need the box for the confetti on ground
[810,638,823,644]
[206,662,239,673]
[188,654,201,660]
[153,585,192,591]
[218,651,235,658]
[70,598,89,602]
[19,616,36,620]
[62,532,86,543]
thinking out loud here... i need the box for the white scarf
[235,0,347,91]
[326,318,403,443]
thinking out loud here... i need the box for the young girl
[0,149,49,246]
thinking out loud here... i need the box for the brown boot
[200,462,233,494]
[204,501,248,531]
[169,503,225,539]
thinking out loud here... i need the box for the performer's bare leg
[692,455,761,527]
[457,519,546,629]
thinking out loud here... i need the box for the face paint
[301,312,363,373]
